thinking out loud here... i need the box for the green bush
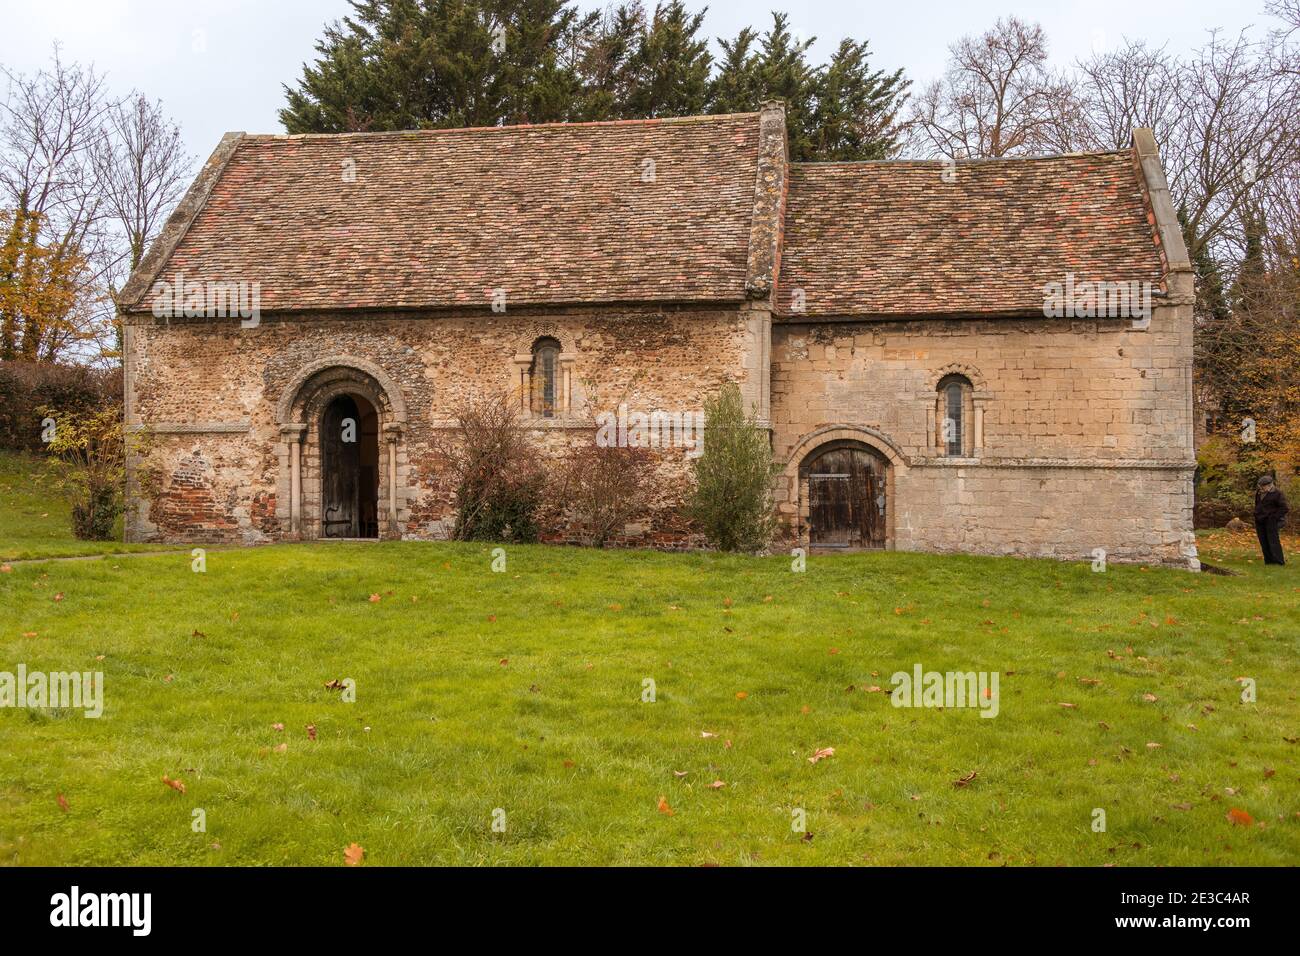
[71,486,120,540]
[40,405,146,541]
[686,383,778,552]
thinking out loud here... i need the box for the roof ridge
[244,112,763,142]
[793,150,1133,168]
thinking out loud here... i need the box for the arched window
[937,374,972,456]
[531,337,561,418]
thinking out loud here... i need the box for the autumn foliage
[0,208,88,362]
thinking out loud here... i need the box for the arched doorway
[276,356,409,541]
[320,394,380,538]
[801,441,889,549]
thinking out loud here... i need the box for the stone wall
[125,287,1198,566]
[124,304,764,546]
[770,288,1198,566]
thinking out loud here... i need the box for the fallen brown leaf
[1226,807,1253,827]
[808,747,835,764]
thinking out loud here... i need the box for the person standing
[1254,475,1289,565]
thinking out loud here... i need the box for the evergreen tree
[280,0,585,132]
[810,39,908,160]
[707,14,906,160]
[750,12,817,159]
[623,1,712,118]
[686,383,778,553]
[488,0,588,125]
[708,26,760,115]
[281,2,911,160]
[569,3,643,120]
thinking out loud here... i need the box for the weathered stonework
[118,106,1198,568]
[770,288,1197,564]
[125,306,759,546]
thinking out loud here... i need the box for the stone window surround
[510,329,577,421]
[924,363,989,459]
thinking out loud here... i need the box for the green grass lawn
[1,517,1297,866]
[0,450,184,561]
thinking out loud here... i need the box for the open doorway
[320,394,379,538]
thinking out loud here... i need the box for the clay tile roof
[123,113,764,313]
[775,152,1167,319]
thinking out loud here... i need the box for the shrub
[40,405,146,541]
[0,360,120,451]
[554,442,653,547]
[686,383,778,552]
[437,391,546,543]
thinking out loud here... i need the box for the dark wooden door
[807,446,886,549]
[321,395,361,538]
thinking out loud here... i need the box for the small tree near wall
[40,406,147,540]
[687,383,778,552]
[437,391,546,543]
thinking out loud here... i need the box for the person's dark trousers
[1255,519,1286,565]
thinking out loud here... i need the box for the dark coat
[1255,488,1290,524]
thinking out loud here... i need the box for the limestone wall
[770,293,1198,566]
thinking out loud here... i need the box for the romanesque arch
[275,357,410,540]
[925,363,989,456]
[783,425,907,552]
[927,362,987,393]
[275,355,408,426]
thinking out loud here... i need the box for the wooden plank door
[808,447,886,549]
[321,396,360,538]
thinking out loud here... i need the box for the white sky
[0,0,1273,165]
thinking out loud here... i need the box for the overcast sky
[0,0,1272,164]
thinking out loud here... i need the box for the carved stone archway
[782,425,907,552]
[276,357,409,539]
